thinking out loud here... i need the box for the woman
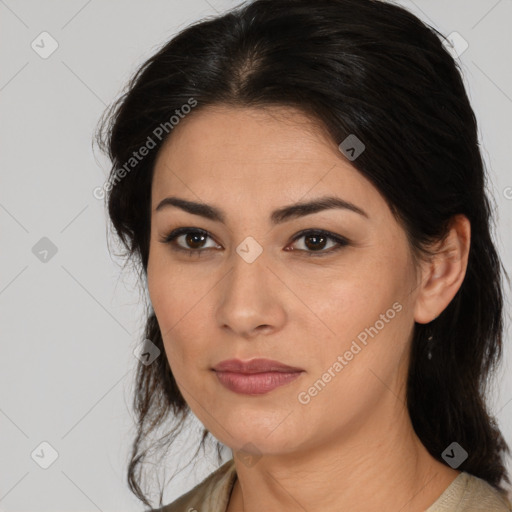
[94,0,512,510]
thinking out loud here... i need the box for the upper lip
[213,358,304,374]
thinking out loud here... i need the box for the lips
[212,358,304,395]
[213,358,304,373]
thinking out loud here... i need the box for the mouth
[212,358,304,395]
[213,358,304,373]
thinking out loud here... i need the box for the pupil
[186,233,206,249]
[305,235,326,251]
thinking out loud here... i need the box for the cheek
[300,264,411,378]
[304,268,398,333]
[147,258,212,374]
[293,308,410,435]
[147,244,191,328]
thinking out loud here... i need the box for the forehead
[154,104,333,165]
[151,105,379,215]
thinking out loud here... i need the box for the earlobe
[413,214,471,324]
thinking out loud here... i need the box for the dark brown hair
[94,0,511,507]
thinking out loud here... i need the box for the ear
[414,214,471,324]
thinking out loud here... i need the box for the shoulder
[147,458,237,512]
[427,472,512,512]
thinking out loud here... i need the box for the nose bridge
[226,242,270,302]
[216,243,285,337]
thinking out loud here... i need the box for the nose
[215,251,287,340]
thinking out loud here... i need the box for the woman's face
[147,105,423,456]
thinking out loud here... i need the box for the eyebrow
[154,195,369,223]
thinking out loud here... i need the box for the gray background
[1,0,511,510]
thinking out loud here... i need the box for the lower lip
[214,370,303,395]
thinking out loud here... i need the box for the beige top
[153,458,512,512]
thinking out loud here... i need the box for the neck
[227,395,460,512]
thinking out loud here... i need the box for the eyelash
[158,227,349,258]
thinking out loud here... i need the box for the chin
[220,423,304,456]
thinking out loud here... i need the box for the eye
[286,229,349,257]
[159,227,349,257]
[159,227,220,256]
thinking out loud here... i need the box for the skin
[146,105,471,512]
